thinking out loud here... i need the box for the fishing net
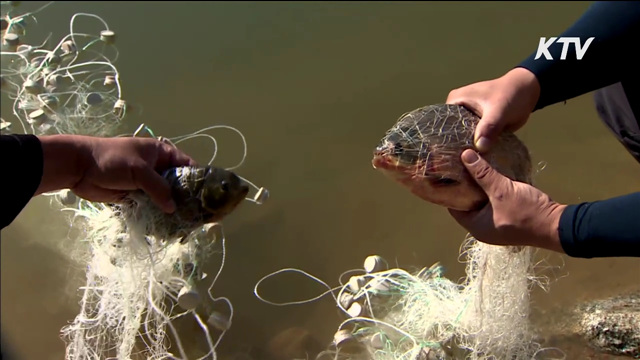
[3,3,269,359]
[256,242,564,360]
[59,124,268,360]
[376,105,533,185]
[1,1,127,137]
[255,104,564,360]
[372,104,533,211]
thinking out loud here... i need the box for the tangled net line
[1,1,127,137]
[256,106,561,360]
[377,105,539,186]
[3,3,266,359]
[59,124,266,360]
[255,240,565,360]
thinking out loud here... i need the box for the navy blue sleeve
[517,1,640,110]
[558,192,640,258]
[516,2,640,257]
[0,134,44,230]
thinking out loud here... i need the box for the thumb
[133,167,177,214]
[474,110,505,153]
[460,149,509,196]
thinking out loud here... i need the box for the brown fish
[372,104,532,211]
[119,166,249,240]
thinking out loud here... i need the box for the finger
[460,149,510,196]
[473,109,505,153]
[156,142,198,171]
[172,148,198,167]
[447,207,485,243]
[446,94,483,119]
[448,207,474,227]
[445,91,497,153]
[447,201,490,227]
[132,166,176,213]
[448,205,495,242]
[72,184,128,204]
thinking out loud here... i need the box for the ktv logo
[535,37,595,60]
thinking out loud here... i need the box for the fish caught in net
[372,104,532,211]
[3,3,271,359]
[254,104,562,360]
[114,165,250,242]
[60,126,268,360]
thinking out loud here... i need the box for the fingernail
[461,150,479,164]
[475,137,491,153]
[165,199,177,213]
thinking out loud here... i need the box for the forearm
[558,192,640,258]
[517,1,640,110]
[35,134,88,196]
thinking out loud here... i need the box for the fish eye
[433,177,459,186]
[220,180,229,193]
[393,142,404,153]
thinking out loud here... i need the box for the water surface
[2,2,639,359]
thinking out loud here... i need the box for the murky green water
[2,1,639,359]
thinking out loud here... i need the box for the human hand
[77,136,198,213]
[447,149,567,253]
[38,135,197,213]
[446,67,541,153]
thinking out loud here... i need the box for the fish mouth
[229,176,251,205]
[372,144,403,169]
[372,150,460,186]
[372,151,399,171]
[371,149,385,170]
[239,183,251,201]
[372,143,421,173]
